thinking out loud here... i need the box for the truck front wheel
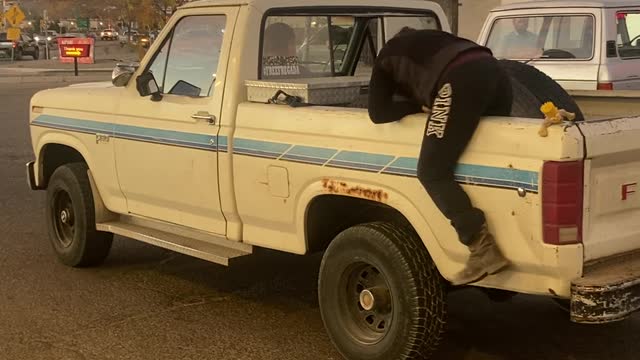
[45,163,113,267]
[318,222,447,360]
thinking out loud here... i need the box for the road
[1,81,639,360]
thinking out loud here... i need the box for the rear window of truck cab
[259,9,440,80]
[486,15,595,60]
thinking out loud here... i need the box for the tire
[45,163,113,267]
[319,222,447,360]
[498,59,585,121]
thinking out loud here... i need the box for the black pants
[417,57,512,246]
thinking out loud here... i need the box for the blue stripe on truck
[32,115,539,193]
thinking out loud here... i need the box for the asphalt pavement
[0,80,638,360]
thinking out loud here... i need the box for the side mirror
[111,63,138,87]
[136,71,163,102]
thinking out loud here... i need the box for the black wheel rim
[52,190,75,248]
[338,262,393,345]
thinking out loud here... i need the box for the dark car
[135,33,151,48]
[0,33,40,60]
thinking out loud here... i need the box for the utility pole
[44,9,49,60]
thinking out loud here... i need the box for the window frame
[142,14,227,97]
[616,10,640,60]
[486,13,597,62]
[258,6,441,79]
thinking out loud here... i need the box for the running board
[96,221,252,266]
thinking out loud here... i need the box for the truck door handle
[192,112,216,125]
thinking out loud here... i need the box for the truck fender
[294,177,457,278]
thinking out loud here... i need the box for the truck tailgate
[578,117,640,261]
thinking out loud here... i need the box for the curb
[0,74,110,84]
[0,68,113,74]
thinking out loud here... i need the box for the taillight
[597,82,614,90]
[542,161,584,245]
[12,41,16,48]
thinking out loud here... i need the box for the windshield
[616,12,640,58]
[486,15,594,60]
[0,33,7,41]
[261,13,439,79]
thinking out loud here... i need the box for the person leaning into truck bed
[368,27,513,286]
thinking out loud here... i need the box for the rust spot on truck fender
[321,179,389,202]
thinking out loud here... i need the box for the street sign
[59,41,93,76]
[5,5,25,27]
[77,18,89,30]
[6,27,20,41]
[61,44,91,58]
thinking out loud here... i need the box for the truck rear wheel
[499,59,585,121]
[318,222,446,360]
[45,163,113,267]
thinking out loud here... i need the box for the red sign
[61,44,90,58]
[57,37,95,64]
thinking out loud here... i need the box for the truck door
[113,7,239,235]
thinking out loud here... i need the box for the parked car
[478,0,640,90]
[0,32,40,60]
[100,29,118,41]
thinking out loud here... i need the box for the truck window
[146,15,226,97]
[261,16,356,79]
[486,15,594,60]
[616,12,640,59]
[261,13,439,80]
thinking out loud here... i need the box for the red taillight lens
[542,161,584,245]
[597,82,614,90]
[12,42,16,48]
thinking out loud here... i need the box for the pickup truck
[26,0,640,359]
[477,0,640,91]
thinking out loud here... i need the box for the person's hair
[394,26,418,38]
[264,22,296,55]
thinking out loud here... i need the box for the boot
[450,225,510,286]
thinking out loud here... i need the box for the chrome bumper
[571,251,640,324]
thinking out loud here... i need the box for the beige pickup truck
[26,0,640,358]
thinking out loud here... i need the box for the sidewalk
[0,72,112,84]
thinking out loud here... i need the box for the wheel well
[305,195,412,253]
[40,144,86,188]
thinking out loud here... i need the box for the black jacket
[368,30,491,124]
